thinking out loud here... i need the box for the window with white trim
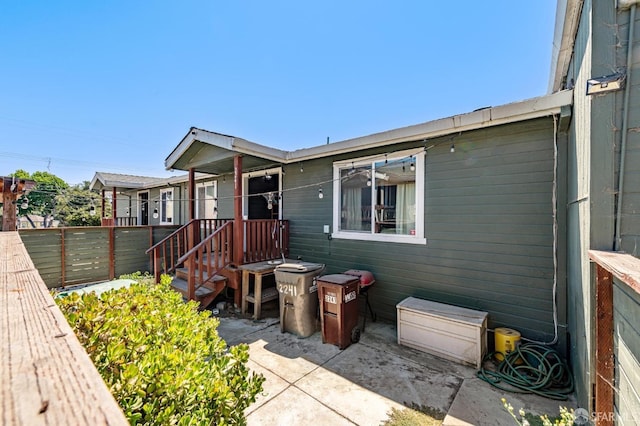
[332,150,425,244]
[196,181,217,219]
[160,189,174,224]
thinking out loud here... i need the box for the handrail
[147,219,231,284]
[177,221,234,300]
[145,219,197,255]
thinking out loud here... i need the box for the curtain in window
[395,182,415,234]
[342,187,363,230]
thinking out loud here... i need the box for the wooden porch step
[175,267,227,285]
[170,274,228,309]
[170,277,217,299]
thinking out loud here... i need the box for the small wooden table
[239,259,298,320]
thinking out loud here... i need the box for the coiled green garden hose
[476,343,574,400]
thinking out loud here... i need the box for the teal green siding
[283,118,565,346]
[565,0,640,408]
[613,279,640,425]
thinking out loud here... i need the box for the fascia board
[549,0,584,93]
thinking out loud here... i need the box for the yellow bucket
[494,327,521,361]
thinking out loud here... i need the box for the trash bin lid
[344,269,375,288]
[318,274,360,285]
[275,262,324,273]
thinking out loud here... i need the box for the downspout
[615,1,638,251]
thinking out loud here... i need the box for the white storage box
[397,297,488,368]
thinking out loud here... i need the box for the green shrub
[502,398,575,426]
[56,278,264,425]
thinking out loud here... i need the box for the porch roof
[165,90,573,175]
[89,171,215,192]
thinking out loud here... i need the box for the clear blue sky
[1,1,558,185]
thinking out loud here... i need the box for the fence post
[109,227,116,280]
[594,262,614,425]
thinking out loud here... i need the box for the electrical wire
[476,343,573,400]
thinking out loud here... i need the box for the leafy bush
[56,277,264,425]
[502,398,575,426]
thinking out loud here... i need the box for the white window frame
[196,181,218,219]
[242,167,283,220]
[332,149,426,244]
[159,188,174,225]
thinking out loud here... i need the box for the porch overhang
[89,172,166,192]
[166,90,573,174]
[165,129,287,175]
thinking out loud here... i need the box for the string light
[89,204,96,216]
[20,197,29,210]
[450,143,455,153]
[318,187,324,199]
[299,163,304,173]
[153,201,159,219]
[410,156,415,172]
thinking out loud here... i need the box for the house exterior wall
[566,0,594,409]
[617,5,640,255]
[281,118,567,349]
[565,0,640,408]
[613,276,640,424]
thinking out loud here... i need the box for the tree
[10,170,69,218]
[54,183,102,226]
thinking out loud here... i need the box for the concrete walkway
[216,314,575,426]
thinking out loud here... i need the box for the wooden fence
[1,231,128,424]
[19,225,179,289]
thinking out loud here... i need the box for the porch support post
[101,190,106,218]
[112,187,117,220]
[233,155,244,266]
[188,167,195,221]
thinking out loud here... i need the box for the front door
[244,170,281,219]
[138,191,149,225]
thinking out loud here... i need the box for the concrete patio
[215,310,576,426]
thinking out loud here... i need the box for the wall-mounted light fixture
[586,73,625,95]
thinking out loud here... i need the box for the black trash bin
[275,262,325,337]
[317,274,361,349]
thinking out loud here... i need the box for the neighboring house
[89,171,219,226]
[17,214,59,229]
[550,0,640,414]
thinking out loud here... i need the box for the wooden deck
[0,232,127,425]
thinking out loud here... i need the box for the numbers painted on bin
[278,283,297,297]
[344,291,356,303]
[324,293,337,304]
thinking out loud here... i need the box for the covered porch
[148,135,293,309]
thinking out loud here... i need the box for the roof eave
[549,0,584,93]
[287,90,574,162]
